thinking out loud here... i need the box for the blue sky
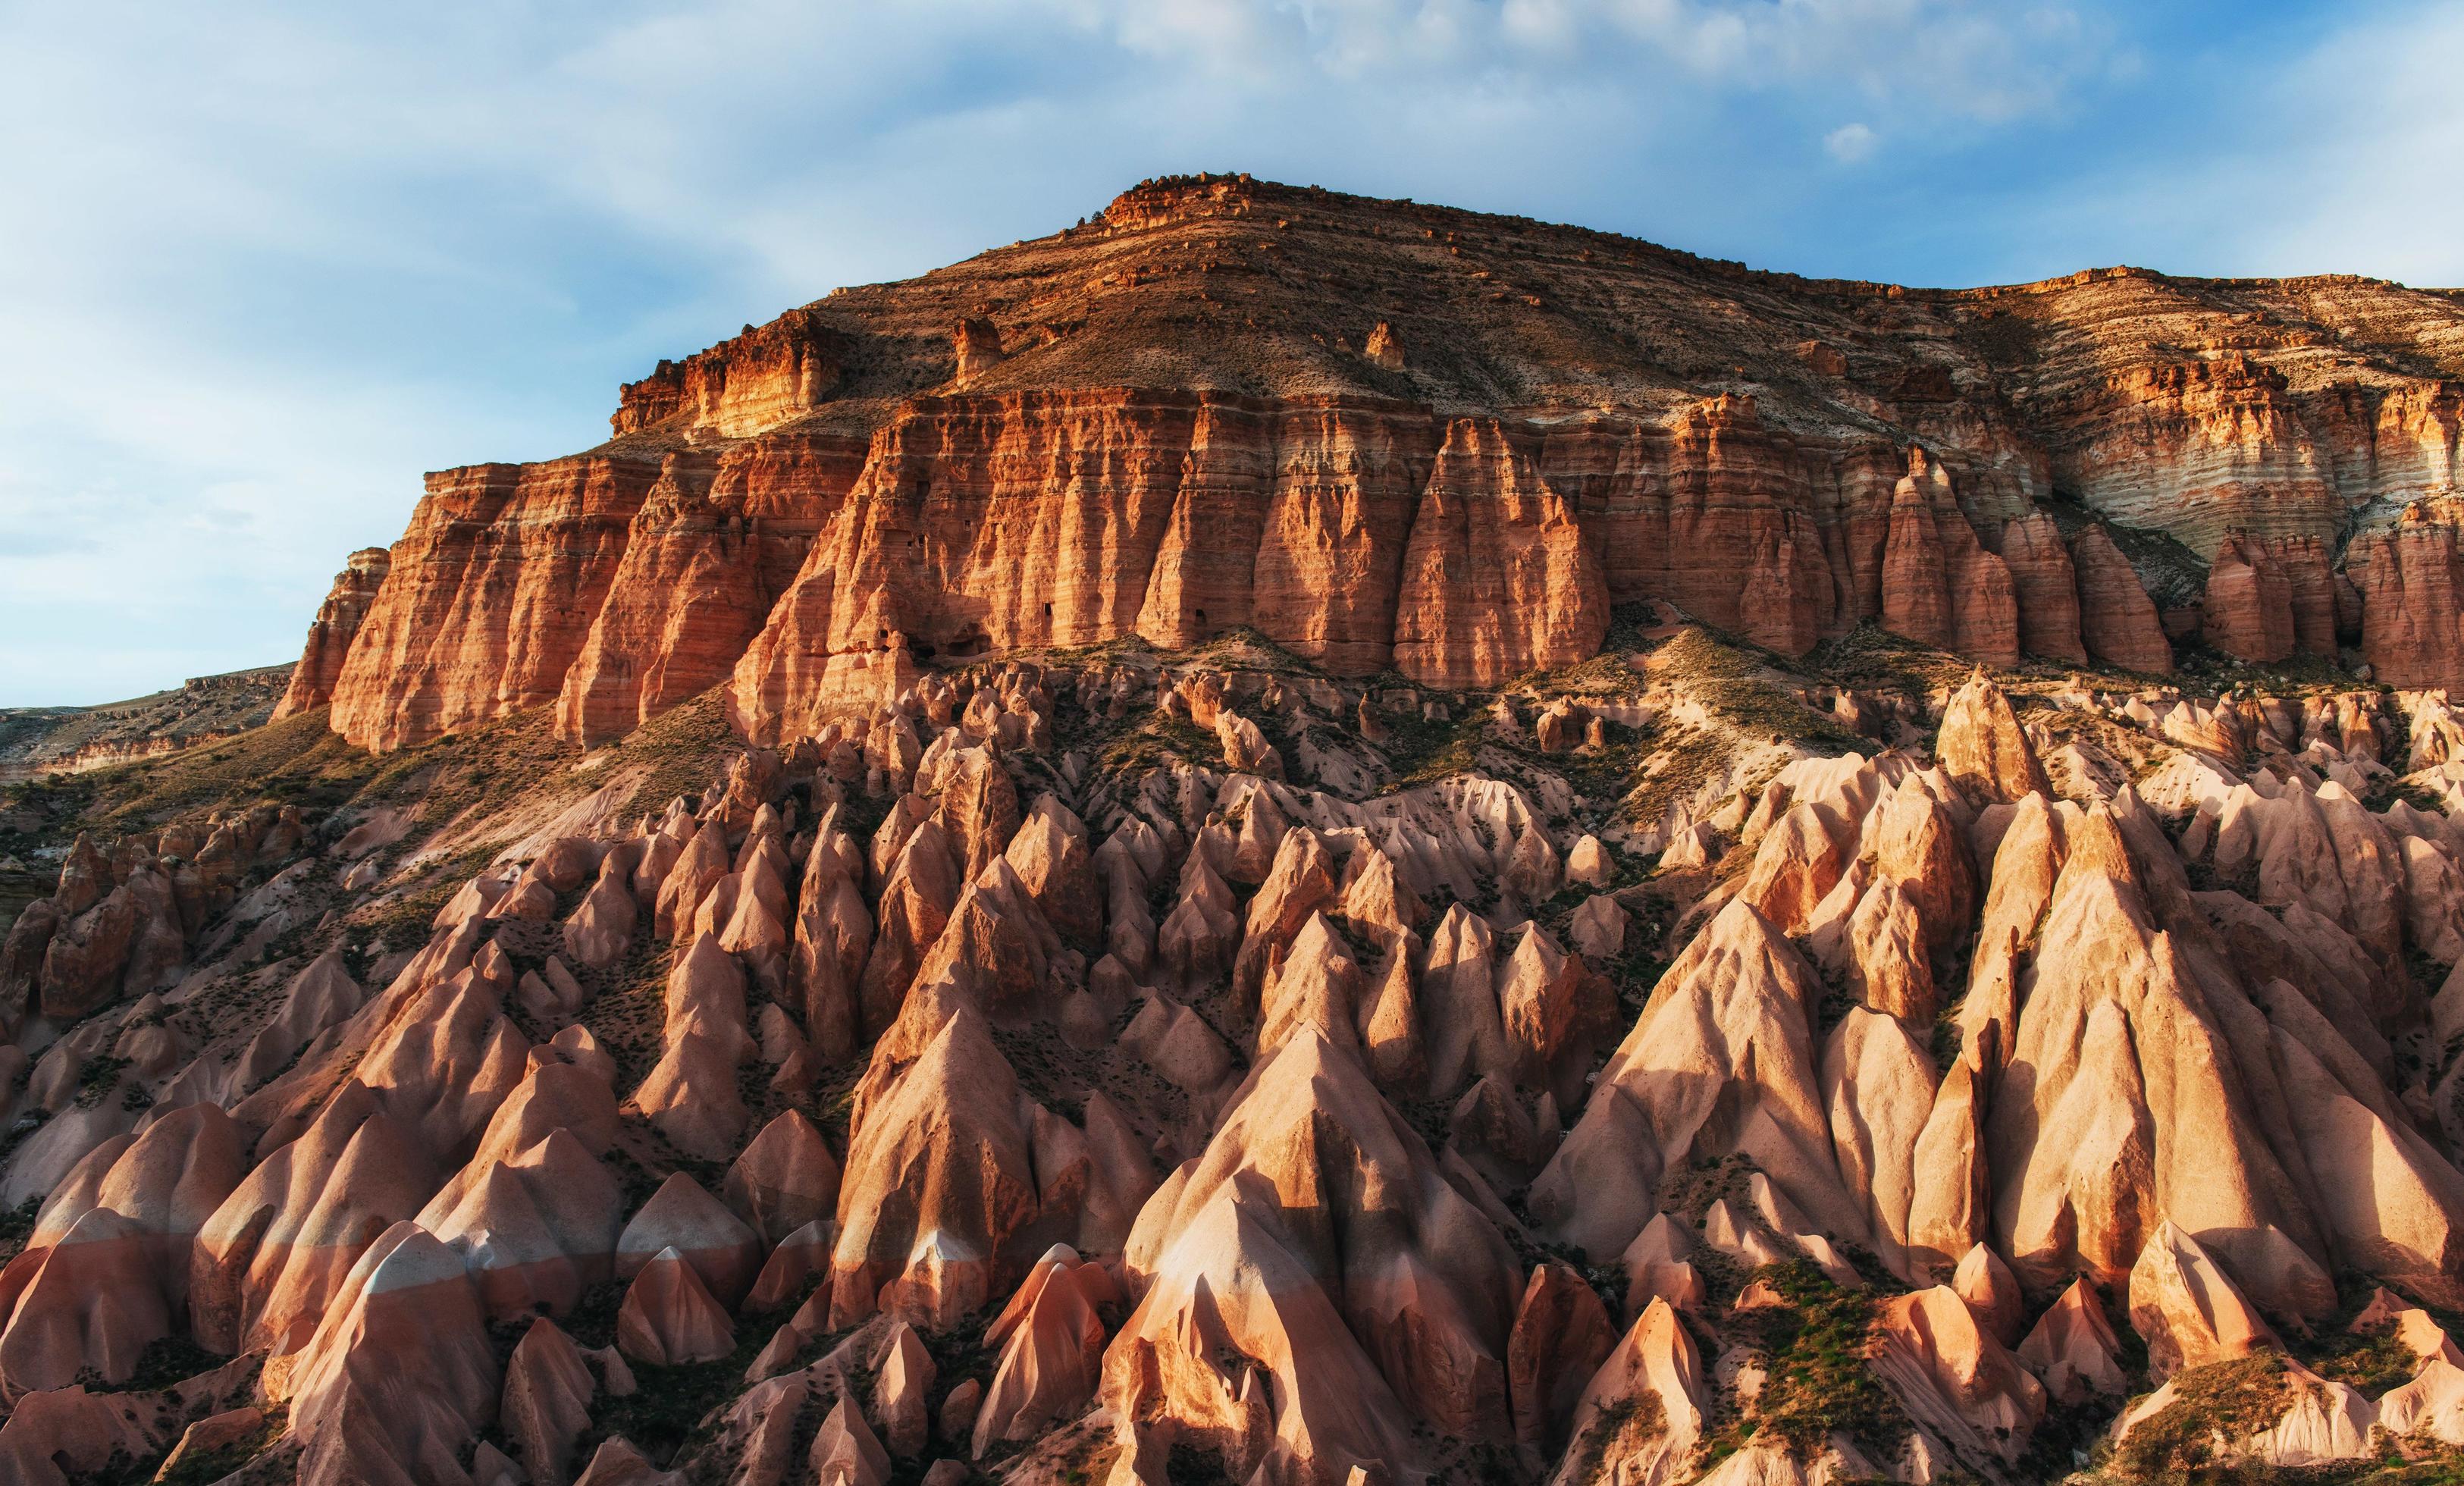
[3,0,2457,705]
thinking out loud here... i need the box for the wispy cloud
[1825,122,1878,163]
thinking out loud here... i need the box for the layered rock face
[553,435,867,744]
[326,456,661,752]
[609,306,848,439]
[1390,419,1607,685]
[271,549,390,721]
[284,176,2464,754]
[367,384,2181,748]
[2354,509,2464,688]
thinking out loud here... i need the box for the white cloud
[2209,4,2464,284]
[1825,122,1877,162]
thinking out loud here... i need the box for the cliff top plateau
[0,666,293,784]
[608,172,2464,463]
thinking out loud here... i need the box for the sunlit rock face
[273,548,390,723]
[284,176,2464,752]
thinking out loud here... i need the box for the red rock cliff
[327,456,659,752]
[273,548,390,721]
[287,176,2464,749]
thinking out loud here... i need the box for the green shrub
[1702,1261,1906,1464]
[2111,1353,2297,1483]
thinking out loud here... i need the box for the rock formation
[271,177,2464,754]
[36,171,2464,1486]
[273,548,390,720]
[2071,524,2176,673]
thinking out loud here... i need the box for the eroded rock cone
[1232,826,1340,1010]
[0,1371,253,1486]
[1545,1298,1705,1486]
[616,1172,763,1309]
[1950,1241,2025,1346]
[1105,1181,1425,1485]
[1121,1027,1521,1444]
[1937,672,2048,806]
[6,1099,244,1326]
[723,1108,842,1245]
[233,948,366,1093]
[1257,911,1366,1054]
[1533,897,1853,1264]
[418,1127,624,1321]
[831,1008,1039,1330]
[616,1246,735,1366]
[280,1222,499,1486]
[2378,1358,2464,1444]
[875,1319,938,1459]
[2348,1287,2464,1367]
[572,1435,685,1486]
[1986,810,2340,1318]
[1820,1006,1932,1276]
[502,1316,600,1486]
[0,1208,171,1400]
[810,1392,892,1486]
[191,1083,440,1356]
[748,1218,837,1313]
[1870,1285,2045,1468]
[1005,795,1103,950]
[2127,1220,2280,1381]
[2017,1278,2127,1404]
[2108,1351,2375,1475]
[1506,1260,1616,1449]
[625,933,752,1160]
[1420,901,1509,1099]
[973,1245,1113,1456]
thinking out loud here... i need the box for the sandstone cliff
[287,176,2464,753]
[51,169,2464,1486]
[271,550,390,722]
[327,456,660,752]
